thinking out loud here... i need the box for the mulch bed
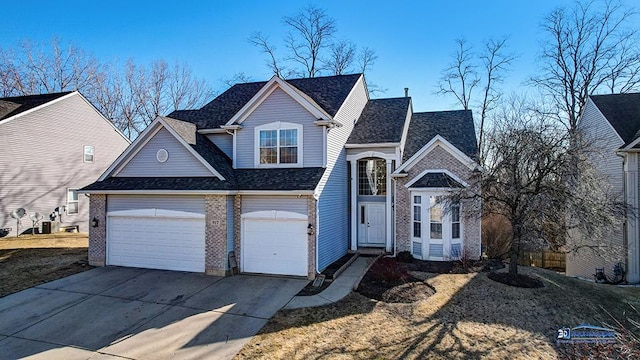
[356,257,437,303]
[487,272,544,288]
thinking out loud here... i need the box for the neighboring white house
[568,93,640,284]
[0,91,130,235]
[81,74,482,279]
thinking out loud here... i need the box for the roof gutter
[79,189,315,196]
[344,143,400,148]
[198,128,228,134]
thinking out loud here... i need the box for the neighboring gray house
[568,93,640,284]
[82,74,481,279]
[0,92,130,235]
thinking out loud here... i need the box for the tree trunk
[509,228,520,276]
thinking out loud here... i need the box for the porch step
[348,248,388,256]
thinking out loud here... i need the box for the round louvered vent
[156,148,169,163]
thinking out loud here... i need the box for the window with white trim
[358,158,387,195]
[83,146,94,163]
[412,195,422,237]
[451,201,461,239]
[67,189,79,215]
[255,122,302,166]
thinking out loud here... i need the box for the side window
[67,189,79,215]
[84,146,94,163]
[412,195,421,237]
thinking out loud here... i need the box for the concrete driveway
[0,267,308,359]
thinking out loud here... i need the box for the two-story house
[0,92,130,235]
[81,74,481,279]
[568,93,640,284]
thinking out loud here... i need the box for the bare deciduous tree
[248,32,284,78]
[283,6,336,78]
[248,5,381,91]
[531,0,640,131]
[437,39,479,110]
[0,39,212,139]
[464,96,628,276]
[438,38,513,161]
[327,40,356,75]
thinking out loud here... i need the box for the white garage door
[107,216,205,272]
[242,211,308,276]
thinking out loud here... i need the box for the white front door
[358,203,386,246]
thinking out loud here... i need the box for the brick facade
[88,194,107,266]
[395,145,482,259]
[205,195,228,276]
[233,194,242,269]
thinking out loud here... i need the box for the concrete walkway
[285,256,372,309]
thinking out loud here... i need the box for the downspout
[616,150,628,282]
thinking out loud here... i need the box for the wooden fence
[518,250,566,270]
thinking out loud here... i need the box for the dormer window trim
[254,121,304,168]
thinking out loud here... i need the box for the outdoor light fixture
[91,217,99,228]
[307,223,314,235]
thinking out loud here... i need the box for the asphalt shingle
[403,110,477,161]
[0,92,73,121]
[347,97,411,144]
[590,93,640,145]
[410,172,463,188]
[168,74,362,129]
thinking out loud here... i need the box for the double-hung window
[83,146,94,163]
[255,122,303,167]
[67,189,79,215]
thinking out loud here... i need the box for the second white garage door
[242,211,308,277]
[107,216,205,272]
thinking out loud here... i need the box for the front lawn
[0,233,90,297]
[236,266,640,359]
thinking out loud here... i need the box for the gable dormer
[228,76,344,169]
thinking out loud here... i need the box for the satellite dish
[10,208,26,237]
[10,208,25,219]
[29,212,43,221]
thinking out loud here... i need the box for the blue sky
[0,0,633,111]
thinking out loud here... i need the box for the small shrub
[396,251,414,263]
[369,257,410,283]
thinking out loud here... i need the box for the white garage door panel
[108,216,205,272]
[243,219,308,276]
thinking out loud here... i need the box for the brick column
[307,196,317,280]
[205,195,228,276]
[88,194,107,266]
[233,195,242,271]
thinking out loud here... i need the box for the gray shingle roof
[235,168,325,190]
[0,92,73,121]
[347,97,411,144]
[80,167,325,192]
[168,74,362,129]
[590,93,640,145]
[81,177,235,191]
[403,110,477,161]
[410,172,463,188]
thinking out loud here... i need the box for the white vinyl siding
[241,195,307,215]
[317,75,368,269]
[206,133,233,159]
[0,93,129,232]
[234,88,324,168]
[567,98,626,279]
[117,127,211,177]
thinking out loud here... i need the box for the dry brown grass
[0,233,90,298]
[0,233,88,250]
[236,267,640,359]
